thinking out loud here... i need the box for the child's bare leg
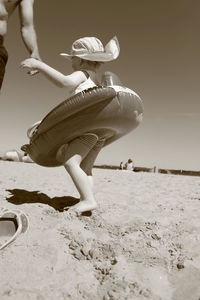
[79,139,105,201]
[56,134,99,213]
[80,139,105,175]
[87,175,94,190]
[64,155,97,213]
[78,175,93,201]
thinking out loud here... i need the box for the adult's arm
[0,2,8,36]
[19,0,41,60]
[0,19,7,36]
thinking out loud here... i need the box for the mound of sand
[0,161,200,300]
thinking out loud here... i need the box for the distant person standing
[119,161,124,170]
[0,0,41,90]
[125,158,134,171]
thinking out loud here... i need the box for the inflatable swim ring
[24,72,144,167]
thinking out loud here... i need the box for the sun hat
[60,36,120,62]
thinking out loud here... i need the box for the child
[21,36,120,214]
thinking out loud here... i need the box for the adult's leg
[0,36,8,90]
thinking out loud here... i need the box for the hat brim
[60,52,116,62]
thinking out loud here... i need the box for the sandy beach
[0,161,200,300]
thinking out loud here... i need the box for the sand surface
[0,161,200,300]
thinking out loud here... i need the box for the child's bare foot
[68,199,97,213]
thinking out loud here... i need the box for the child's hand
[21,58,39,73]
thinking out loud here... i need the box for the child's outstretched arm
[21,58,86,89]
[21,58,68,87]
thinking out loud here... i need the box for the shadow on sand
[6,189,79,212]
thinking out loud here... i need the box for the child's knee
[64,160,74,171]
[64,157,81,172]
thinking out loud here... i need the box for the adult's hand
[21,58,39,75]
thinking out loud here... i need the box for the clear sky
[0,0,199,171]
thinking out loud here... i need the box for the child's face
[71,57,82,71]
